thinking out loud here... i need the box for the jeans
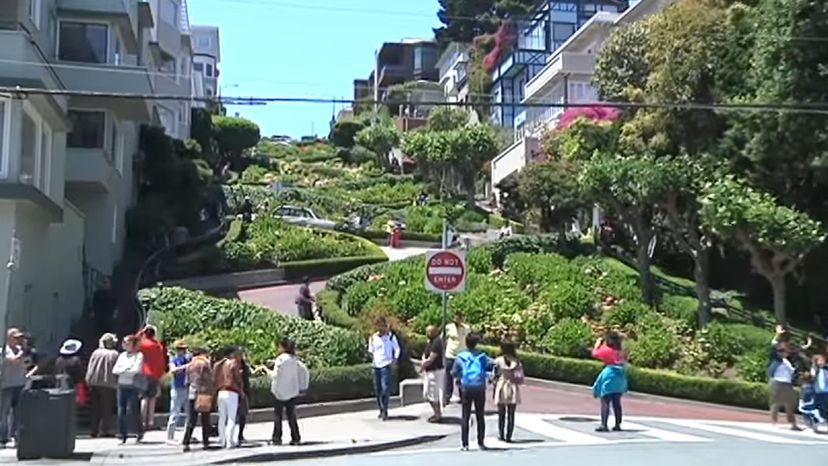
[166,386,189,440]
[600,393,623,428]
[182,399,211,448]
[444,359,456,402]
[0,386,22,443]
[372,366,392,415]
[117,387,142,441]
[461,388,486,448]
[272,398,300,443]
[88,386,116,436]
[497,404,517,441]
[814,392,827,418]
[217,390,239,448]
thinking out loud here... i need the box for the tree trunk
[632,217,655,305]
[768,274,787,324]
[694,247,712,327]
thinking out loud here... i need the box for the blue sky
[189,0,441,139]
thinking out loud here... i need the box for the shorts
[423,370,445,404]
[143,376,160,399]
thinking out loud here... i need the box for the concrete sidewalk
[0,404,451,465]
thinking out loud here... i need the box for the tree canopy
[212,116,261,169]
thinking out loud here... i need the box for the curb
[153,397,400,426]
[524,377,769,416]
[210,434,445,464]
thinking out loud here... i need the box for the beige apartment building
[0,0,218,351]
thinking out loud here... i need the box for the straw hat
[59,339,82,356]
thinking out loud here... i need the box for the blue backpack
[460,352,488,388]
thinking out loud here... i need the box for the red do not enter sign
[425,250,466,293]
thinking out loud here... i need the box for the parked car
[274,205,337,230]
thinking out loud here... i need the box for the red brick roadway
[483,382,768,423]
[238,281,768,424]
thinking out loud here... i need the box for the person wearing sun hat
[55,338,85,385]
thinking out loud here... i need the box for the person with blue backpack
[451,332,494,451]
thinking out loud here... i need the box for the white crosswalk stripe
[369,414,828,456]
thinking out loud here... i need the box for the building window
[552,22,576,47]
[178,57,189,79]
[113,33,122,65]
[160,0,178,25]
[28,0,41,29]
[20,110,37,186]
[205,63,213,78]
[108,120,118,164]
[0,99,7,178]
[67,110,106,148]
[59,22,108,64]
[206,88,213,97]
[112,205,118,244]
[197,36,211,48]
[39,124,52,194]
[159,107,175,134]
[193,62,203,72]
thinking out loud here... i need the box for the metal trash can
[16,374,76,460]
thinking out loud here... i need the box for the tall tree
[580,154,674,304]
[516,159,585,236]
[354,123,401,170]
[212,116,260,170]
[434,0,537,43]
[700,177,824,323]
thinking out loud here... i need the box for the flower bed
[320,236,775,383]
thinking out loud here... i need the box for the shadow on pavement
[385,415,419,422]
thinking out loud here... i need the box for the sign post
[429,220,466,376]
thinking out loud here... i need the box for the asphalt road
[237,280,326,316]
[278,413,828,466]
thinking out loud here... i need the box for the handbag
[195,393,213,413]
[132,372,148,392]
[75,381,89,407]
[512,363,526,385]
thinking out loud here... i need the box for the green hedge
[358,229,442,244]
[159,364,396,411]
[282,255,388,281]
[401,336,768,410]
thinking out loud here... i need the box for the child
[811,354,828,418]
[799,372,825,432]
[493,340,523,443]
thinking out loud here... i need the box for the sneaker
[289,440,301,446]
[460,445,469,452]
[595,426,609,432]
[612,425,622,432]
[478,443,487,451]
[381,411,389,421]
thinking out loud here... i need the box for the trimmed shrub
[141,287,366,368]
[736,348,769,383]
[602,300,652,330]
[281,255,388,281]
[629,330,680,369]
[539,280,597,321]
[698,322,746,366]
[467,247,494,274]
[542,318,594,358]
[660,295,699,329]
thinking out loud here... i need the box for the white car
[274,205,337,230]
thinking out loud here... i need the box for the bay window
[67,110,106,149]
[59,21,109,64]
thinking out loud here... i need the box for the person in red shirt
[591,331,628,432]
[138,326,168,430]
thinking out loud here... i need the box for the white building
[0,0,217,351]
[490,0,675,204]
[191,26,221,98]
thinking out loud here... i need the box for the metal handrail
[132,215,227,328]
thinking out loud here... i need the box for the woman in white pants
[213,347,243,449]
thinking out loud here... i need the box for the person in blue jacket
[452,332,494,451]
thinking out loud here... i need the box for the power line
[4,85,828,115]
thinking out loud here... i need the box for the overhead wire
[3,86,828,116]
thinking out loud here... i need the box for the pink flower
[555,106,621,131]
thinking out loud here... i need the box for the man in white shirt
[368,316,400,421]
[444,311,470,404]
